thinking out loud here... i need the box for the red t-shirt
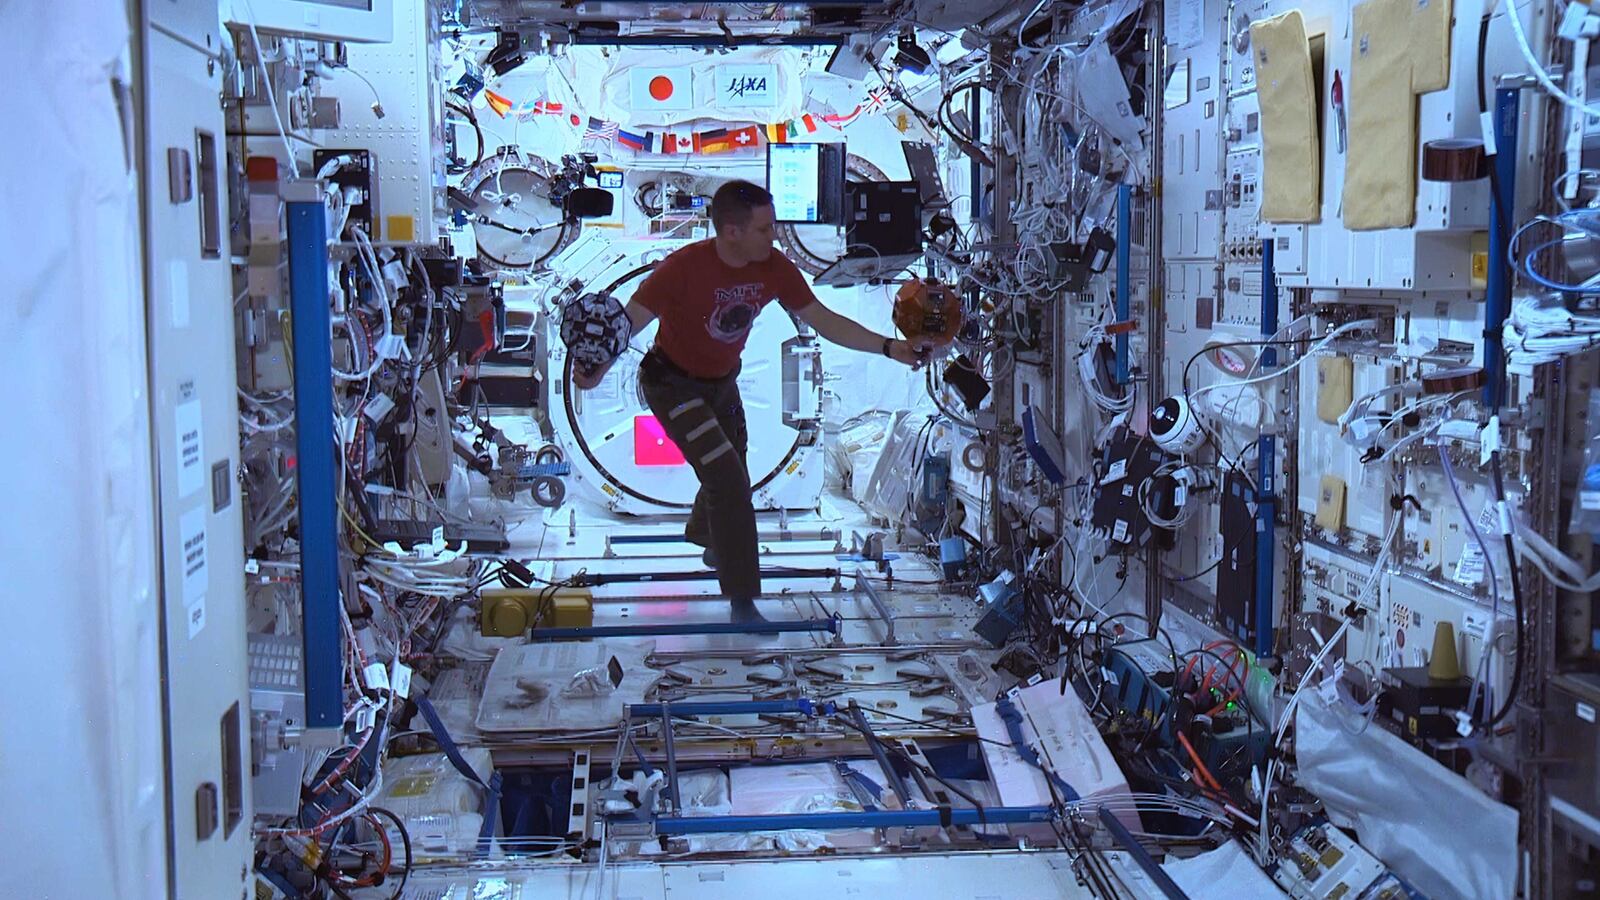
[631,240,816,378]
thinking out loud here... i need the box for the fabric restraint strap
[416,695,504,858]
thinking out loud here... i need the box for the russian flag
[616,128,654,152]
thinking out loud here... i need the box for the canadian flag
[660,131,695,154]
[630,67,695,112]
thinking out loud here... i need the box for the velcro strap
[668,398,706,419]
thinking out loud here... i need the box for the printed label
[1454,544,1487,585]
[1462,610,1492,641]
[186,594,206,639]
[175,400,205,498]
[179,506,207,604]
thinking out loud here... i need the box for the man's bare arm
[791,299,925,367]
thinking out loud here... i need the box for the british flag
[862,85,894,113]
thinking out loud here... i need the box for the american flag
[582,116,619,142]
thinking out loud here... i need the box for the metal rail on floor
[569,566,844,589]
[528,615,841,641]
[603,527,845,558]
[855,569,898,645]
[653,806,1059,834]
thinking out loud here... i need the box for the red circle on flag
[570,114,581,126]
[649,75,674,102]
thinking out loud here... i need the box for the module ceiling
[466,0,888,35]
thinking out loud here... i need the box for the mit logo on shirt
[707,283,767,343]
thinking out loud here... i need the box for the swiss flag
[630,67,695,112]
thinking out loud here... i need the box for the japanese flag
[630,67,695,112]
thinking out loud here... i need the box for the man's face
[728,204,776,262]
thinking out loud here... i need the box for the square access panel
[634,415,686,466]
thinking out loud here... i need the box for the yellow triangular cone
[1428,621,1462,680]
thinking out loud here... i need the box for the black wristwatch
[881,337,895,358]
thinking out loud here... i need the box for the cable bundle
[1503,294,1600,364]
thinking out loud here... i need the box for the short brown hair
[711,180,773,231]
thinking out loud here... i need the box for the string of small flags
[477,90,893,155]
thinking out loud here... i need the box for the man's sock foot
[729,599,780,633]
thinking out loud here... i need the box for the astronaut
[575,180,924,623]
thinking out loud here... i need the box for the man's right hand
[887,338,936,370]
[572,363,606,390]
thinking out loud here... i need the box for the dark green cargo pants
[639,349,760,600]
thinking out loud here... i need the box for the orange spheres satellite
[892,277,964,348]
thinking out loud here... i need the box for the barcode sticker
[1478,503,1498,532]
[1455,544,1487,585]
[392,662,413,698]
[1462,609,1491,641]
[1454,503,1497,585]
[364,662,390,693]
[1582,491,1600,511]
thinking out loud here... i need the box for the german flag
[695,127,731,153]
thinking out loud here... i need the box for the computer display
[224,0,392,43]
[767,143,823,223]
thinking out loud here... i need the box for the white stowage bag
[971,680,1141,839]
[824,413,895,503]
[860,412,934,521]
[727,761,903,852]
[375,749,496,863]
[1294,692,1518,900]
[1162,841,1286,899]
[630,769,757,856]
